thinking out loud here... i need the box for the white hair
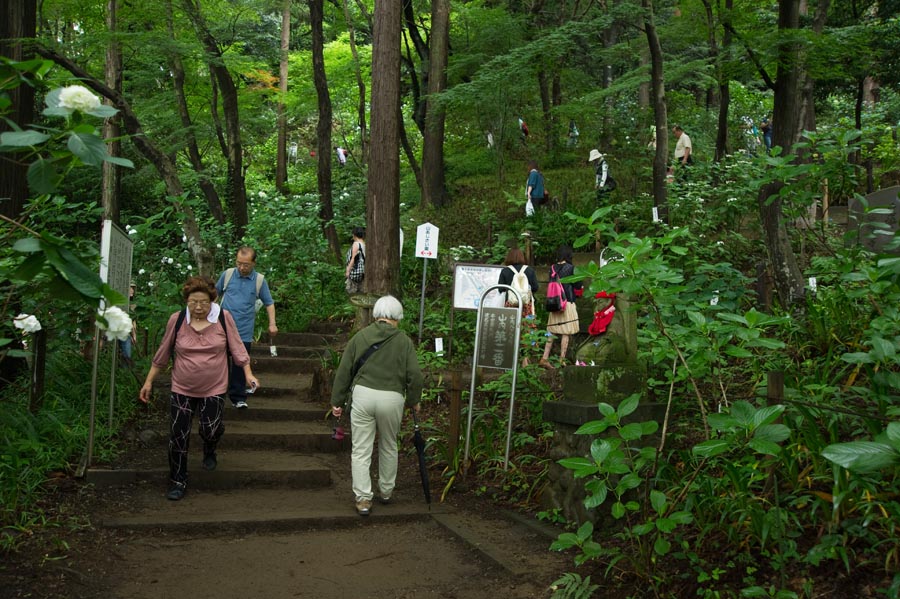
[373,295,404,321]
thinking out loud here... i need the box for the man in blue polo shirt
[216,246,277,408]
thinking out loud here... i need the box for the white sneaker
[356,499,372,516]
[235,400,248,409]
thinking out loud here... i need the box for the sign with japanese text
[415,222,439,259]
[476,307,519,370]
[99,220,133,306]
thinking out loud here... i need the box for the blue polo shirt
[215,269,274,342]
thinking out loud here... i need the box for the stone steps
[98,487,438,532]
[264,331,348,346]
[224,395,325,421]
[88,449,336,490]
[82,320,575,594]
[250,355,320,374]
[249,345,334,359]
[213,420,348,452]
[244,371,314,393]
[88,325,348,502]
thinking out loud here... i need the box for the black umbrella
[412,411,431,509]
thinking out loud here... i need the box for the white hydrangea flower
[58,85,101,113]
[148,281,155,287]
[186,265,192,271]
[14,313,42,334]
[138,268,146,275]
[258,191,267,198]
[167,257,174,264]
[96,306,133,342]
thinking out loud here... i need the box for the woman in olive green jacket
[331,295,423,516]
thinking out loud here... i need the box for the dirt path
[1,325,573,599]
[1,461,571,599]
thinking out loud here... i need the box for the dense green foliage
[3,0,900,596]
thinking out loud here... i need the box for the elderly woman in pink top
[139,276,259,501]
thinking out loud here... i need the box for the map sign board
[452,263,504,310]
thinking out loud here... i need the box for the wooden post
[28,329,47,413]
[763,371,785,494]
[448,370,461,463]
[767,371,784,407]
[756,262,772,313]
[523,233,533,266]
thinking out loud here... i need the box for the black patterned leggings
[168,392,225,486]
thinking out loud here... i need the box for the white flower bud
[58,85,101,113]
[96,306,133,342]
[14,313,42,334]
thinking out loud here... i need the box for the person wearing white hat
[589,149,615,201]
[670,125,693,180]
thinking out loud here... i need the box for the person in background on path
[344,226,366,294]
[742,116,761,155]
[760,116,773,154]
[139,276,259,501]
[540,245,581,368]
[589,149,615,203]
[215,246,276,409]
[330,295,423,517]
[498,247,540,366]
[567,120,579,147]
[486,131,494,149]
[119,282,138,368]
[647,125,658,152]
[519,117,529,144]
[335,146,348,167]
[669,125,693,180]
[525,160,545,217]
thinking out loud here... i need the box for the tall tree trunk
[402,0,428,135]
[164,0,225,224]
[538,70,552,153]
[181,0,248,240]
[38,47,215,276]
[643,0,669,222]
[0,0,36,221]
[400,103,423,189]
[209,74,228,158]
[367,0,403,297]
[757,0,805,308]
[309,0,341,261]
[638,46,650,109]
[703,0,719,112]
[341,0,368,164]
[275,0,290,192]
[421,0,450,209]
[101,0,122,225]
[714,0,733,162]
[601,23,617,149]
[798,0,829,151]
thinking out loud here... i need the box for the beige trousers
[350,385,405,501]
